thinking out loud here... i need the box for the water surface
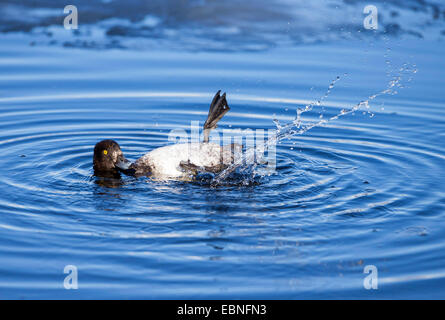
[0,2,445,299]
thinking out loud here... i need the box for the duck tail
[203,90,230,143]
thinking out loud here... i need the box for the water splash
[211,63,417,186]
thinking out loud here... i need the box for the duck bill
[115,158,132,171]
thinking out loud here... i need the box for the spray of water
[211,63,417,186]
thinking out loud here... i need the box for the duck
[93,90,241,179]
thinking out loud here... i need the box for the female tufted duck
[93,90,240,179]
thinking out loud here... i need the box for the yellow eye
[103,150,108,155]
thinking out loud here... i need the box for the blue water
[1,1,445,299]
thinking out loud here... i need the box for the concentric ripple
[1,37,445,298]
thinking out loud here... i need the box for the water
[212,63,417,184]
[1,1,445,299]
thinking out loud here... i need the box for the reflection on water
[2,0,445,51]
[93,175,125,188]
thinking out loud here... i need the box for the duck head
[93,139,132,175]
